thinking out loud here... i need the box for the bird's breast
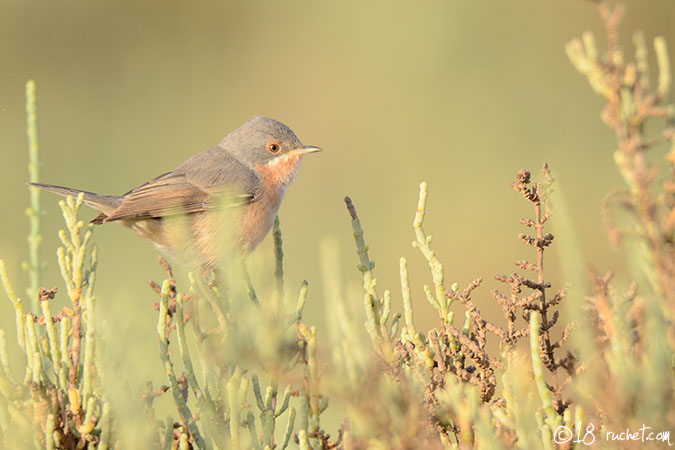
[240,154,303,252]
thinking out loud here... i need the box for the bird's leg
[194,266,229,334]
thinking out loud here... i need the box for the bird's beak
[292,145,322,155]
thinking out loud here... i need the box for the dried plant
[343,163,573,448]
[566,1,675,305]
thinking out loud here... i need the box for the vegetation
[0,2,672,448]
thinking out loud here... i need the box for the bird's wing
[104,148,260,222]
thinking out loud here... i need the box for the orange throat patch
[256,152,303,189]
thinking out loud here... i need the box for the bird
[31,116,322,268]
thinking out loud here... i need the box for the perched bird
[31,116,321,268]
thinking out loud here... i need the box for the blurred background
[0,0,673,385]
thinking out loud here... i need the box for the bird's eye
[266,142,282,154]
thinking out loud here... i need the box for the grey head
[219,116,321,168]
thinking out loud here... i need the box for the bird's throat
[257,153,303,189]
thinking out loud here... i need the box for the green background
[0,0,673,378]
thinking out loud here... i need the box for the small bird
[31,116,321,268]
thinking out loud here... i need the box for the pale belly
[118,188,284,268]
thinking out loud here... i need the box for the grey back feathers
[105,150,259,222]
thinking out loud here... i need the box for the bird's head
[220,116,321,169]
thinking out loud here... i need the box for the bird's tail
[29,183,122,224]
